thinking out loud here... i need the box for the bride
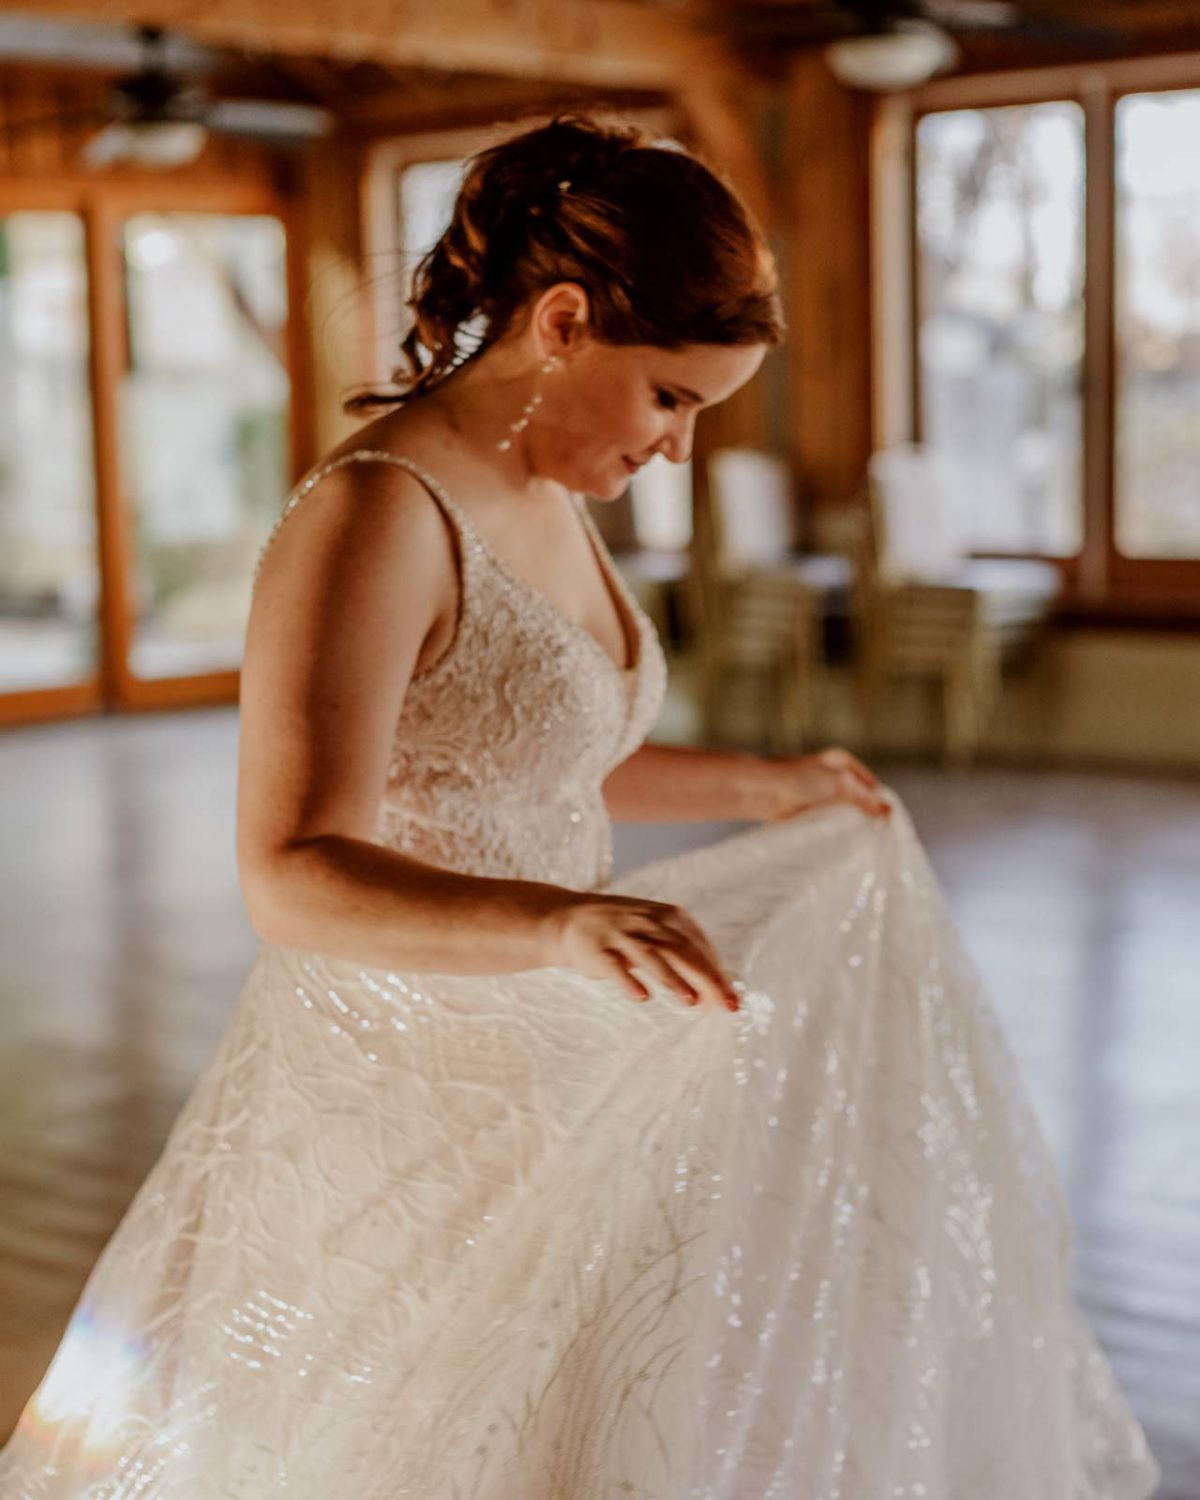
[0,114,1159,1499]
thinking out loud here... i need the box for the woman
[0,114,1158,1499]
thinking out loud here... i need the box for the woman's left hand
[743,747,893,822]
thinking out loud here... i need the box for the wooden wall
[781,55,874,508]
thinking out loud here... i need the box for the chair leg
[783,654,813,752]
[699,658,725,745]
[943,667,977,767]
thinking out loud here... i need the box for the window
[0,212,98,691]
[1114,88,1200,560]
[121,213,292,679]
[916,101,1085,557]
[907,65,1200,613]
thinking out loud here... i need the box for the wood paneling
[0,0,717,89]
[782,53,874,504]
[296,136,373,457]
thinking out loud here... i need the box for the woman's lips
[622,456,641,474]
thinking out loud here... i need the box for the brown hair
[345,112,785,412]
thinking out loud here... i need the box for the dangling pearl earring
[497,354,560,453]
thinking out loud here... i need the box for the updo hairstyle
[345,112,785,412]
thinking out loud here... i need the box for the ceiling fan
[0,21,333,167]
[693,0,1131,88]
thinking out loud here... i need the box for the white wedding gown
[0,451,1160,1499]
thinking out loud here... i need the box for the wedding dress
[0,450,1159,1500]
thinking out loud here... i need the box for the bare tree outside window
[1115,88,1200,560]
[916,102,1085,558]
[0,213,98,691]
[121,213,292,680]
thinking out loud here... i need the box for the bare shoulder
[251,450,456,616]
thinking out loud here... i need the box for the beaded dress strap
[251,448,473,590]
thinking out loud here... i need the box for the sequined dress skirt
[0,799,1160,1499]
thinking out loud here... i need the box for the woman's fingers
[620,939,702,1007]
[653,905,727,971]
[820,747,881,791]
[835,767,891,817]
[600,947,651,1002]
[634,931,740,1011]
[584,897,740,1011]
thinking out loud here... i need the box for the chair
[847,445,1059,764]
[614,459,694,647]
[694,448,836,749]
[866,443,1061,637]
[708,448,804,572]
[697,569,823,753]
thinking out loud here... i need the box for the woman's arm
[601,742,766,822]
[236,459,739,1007]
[238,460,565,974]
[602,742,893,823]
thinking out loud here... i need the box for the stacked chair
[694,448,843,751]
[849,443,1061,766]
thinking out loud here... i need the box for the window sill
[1055,599,1200,633]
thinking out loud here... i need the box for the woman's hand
[741,747,892,822]
[539,892,742,1013]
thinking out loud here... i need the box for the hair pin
[558,179,572,193]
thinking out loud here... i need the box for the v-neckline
[430,468,641,679]
[475,499,641,678]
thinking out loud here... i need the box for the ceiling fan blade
[0,15,218,74]
[918,0,1019,25]
[204,99,335,141]
[81,119,209,168]
[692,2,864,42]
[920,0,1130,43]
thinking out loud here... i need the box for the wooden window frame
[874,49,1200,626]
[0,170,309,726]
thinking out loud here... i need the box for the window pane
[395,159,482,359]
[0,212,98,691]
[917,102,1085,556]
[398,159,466,262]
[120,213,291,680]
[629,456,694,551]
[1115,89,1200,559]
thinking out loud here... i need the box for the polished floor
[0,707,1197,1495]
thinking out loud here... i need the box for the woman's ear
[534,282,591,359]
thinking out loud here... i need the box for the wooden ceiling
[680,0,1200,76]
[1,0,1200,124]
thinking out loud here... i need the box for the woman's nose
[659,421,694,465]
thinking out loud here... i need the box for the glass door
[117,210,293,687]
[0,210,101,706]
[0,183,301,726]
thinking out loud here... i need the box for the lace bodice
[252,449,668,890]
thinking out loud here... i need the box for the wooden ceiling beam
[336,69,672,134]
[1012,0,1200,28]
[16,0,717,88]
[675,69,778,236]
[695,0,1200,26]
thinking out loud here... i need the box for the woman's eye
[655,389,680,411]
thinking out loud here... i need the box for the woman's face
[531,330,768,501]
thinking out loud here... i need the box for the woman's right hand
[540,893,741,1012]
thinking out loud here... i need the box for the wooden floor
[1,707,1197,1496]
